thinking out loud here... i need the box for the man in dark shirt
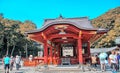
[117,52,120,71]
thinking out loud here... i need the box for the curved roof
[26,17,108,34]
[90,46,117,53]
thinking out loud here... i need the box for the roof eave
[96,29,109,34]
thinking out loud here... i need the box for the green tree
[0,23,5,49]
[91,7,120,48]
[0,14,39,57]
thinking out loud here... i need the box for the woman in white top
[99,52,108,72]
[109,50,118,71]
[15,55,20,70]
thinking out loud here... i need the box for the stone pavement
[0,65,118,73]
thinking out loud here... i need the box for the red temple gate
[25,16,107,66]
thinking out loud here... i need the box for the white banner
[62,47,73,57]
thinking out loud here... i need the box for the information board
[62,46,73,57]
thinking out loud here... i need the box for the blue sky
[0,0,120,28]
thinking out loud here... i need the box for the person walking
[91,54,97,67]
[10,56,14,71]
[98,52,108,72]
[3,55,10,73]
[115,51,120,71]
[29,55,33,62]
[109,50,118,73]
[117,52,120,71]
[15,55,20,70]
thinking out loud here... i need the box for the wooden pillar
[87,41,91,56]
[58,44,60,58]
[44,40,48,64]
[50,47,52,64]
[54,48,56,57]
[77,31,83,64]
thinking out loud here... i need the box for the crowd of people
[2,55,21,73]
[91,50,120,72]
[1,50,120,73]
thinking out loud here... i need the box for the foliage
[19,20,36,34]
[91,7,120,48]
[0,14,39,57]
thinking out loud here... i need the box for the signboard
[62,46,73,57]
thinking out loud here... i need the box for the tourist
[109,50,118,72]
[116,51,120,71]
[3,55,10,73]
[15,55,21,70]
[98,52,108,72]
[117,52,120,70]
[91,54,97,67]
[29,55,33,62]
[10,56,14,71]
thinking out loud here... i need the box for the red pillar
[44,40,48,64]
[58,44,60,58]
[50,47,52,64]
[77,31,83,64]
[54,48,56,57]
[87,41,91,56]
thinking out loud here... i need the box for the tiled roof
[90,46,117,53]
[26,16,108,34]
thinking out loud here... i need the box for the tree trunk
[0,36,4,44]
[26,43,28,58]
[11,43,16,56]
[6,42,9,55]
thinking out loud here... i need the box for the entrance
[60,44,76,65]
[61,44,74,57]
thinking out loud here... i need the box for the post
[78,31,83,64]
[58,44,60,58]
[44,40,48,64]
[50,47,52,64]
[87,41,91,56]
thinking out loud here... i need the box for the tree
[0,23,5,49]
[0,14,38,57]
[19,20,36,34]
[91,7,120,48]
[4,24,20,55]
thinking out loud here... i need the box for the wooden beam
[67,26,80,33]
[82,31,97,35]
[88,34,97,41]
[27,36,44,44]
[41,32,47,40]
[90,34,103,45]
[48,33,78,40]
[53,38,75,43]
